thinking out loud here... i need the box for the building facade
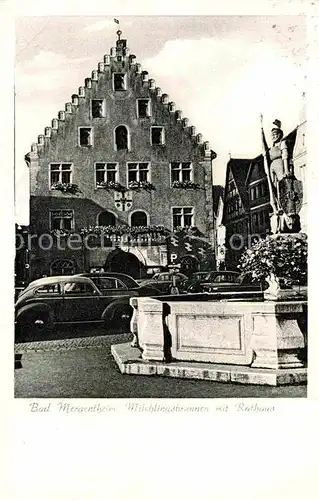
[246,154,271,239]
[27,32,216,280]
[222,158,251,270]
[292,93,307,233]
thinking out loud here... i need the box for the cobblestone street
[14,330,307,399]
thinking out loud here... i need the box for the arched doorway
[115,125,129,151]
[98,211,116,226]
[50,259,75,276]
[131,211,147,227]
[179,255,199,276]
[105,249,145,279]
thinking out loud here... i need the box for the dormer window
[113,73,127,91]
[151,126,165,146]
[79,127,93,147]
[92,100,105,118]
[137,99,151,118]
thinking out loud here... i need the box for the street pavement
[14,326,307,398]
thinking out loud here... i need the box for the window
[250,186,256,201]
[228,181,236,198]
[50,210,74,230]
[50,163,72,187]
[98,211,116,226]
[113,73,127,91]
[172,207,194,229]
[127,163,150,183]
[170,162,193,183]
[34,284,61,295]
[79,127,93,146]
[95,163,118,186]
[92,100,105,118]
[151,126,165,145]
[115,125,129,150]
[131,211,147,226]
[91,277,126,291]
[137,99,151,118]
[50,260,75,275]
[63,282,97,295]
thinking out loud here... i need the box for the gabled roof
[245,154,264,185]
[227,158,251,208]
[221,158,251,226]
[212,185,224,216]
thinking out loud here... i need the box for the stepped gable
[30,30,211,159]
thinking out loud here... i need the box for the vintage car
[15,273,159,340]
[179,271,211,293]
[185,271,264,293]
[137,271,188,294]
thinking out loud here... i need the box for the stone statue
[260,115,303,234]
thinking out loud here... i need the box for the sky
[15,15,307,224]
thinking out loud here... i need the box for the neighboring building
[26,31,216,280]
[292,92,307,233]
[222,158,251,270]
[246,154,271,239]
[15,224,30,286]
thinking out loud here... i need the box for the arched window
[50,259,75,276]
[98,211,116,226]
[115,125,129,151]
[131,211,148,227]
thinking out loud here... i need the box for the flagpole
[260,114,278,213]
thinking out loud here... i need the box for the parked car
[138,271,188,294]
[179,271,211,293]
[185,271,263,293]
[15,273,159,340]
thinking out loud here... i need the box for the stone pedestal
[135,298,165,361]
[250,302,306,369]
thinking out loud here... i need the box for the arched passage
[104,249,145,279]
[98,211,116,226]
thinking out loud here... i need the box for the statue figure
[260,115,303,234]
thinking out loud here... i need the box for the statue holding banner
[260,115,303,234]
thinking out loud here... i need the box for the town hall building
[26,31,217,280]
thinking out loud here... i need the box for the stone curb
[111,342,307,387]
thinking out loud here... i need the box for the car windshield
[116,275,139,288]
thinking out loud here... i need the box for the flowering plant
[96,181,126,193]
[172,180,200,190]
[51,183,82,195]
[80,225,168,237]
[238,234,307,286]
[51,228,75,237]
[128,181,155,191]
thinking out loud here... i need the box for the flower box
[128,181,155,191]
[96,181,126,193]
[51,183,82,195]
[172,181,200,190]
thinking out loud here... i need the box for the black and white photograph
[3,2,318,499]
[13,14,309,399]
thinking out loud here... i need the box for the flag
[114,18,120,24]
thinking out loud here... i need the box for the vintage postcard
[2,1,318,499]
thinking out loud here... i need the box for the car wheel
[106,305,133,333]
[16,310,53,342]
